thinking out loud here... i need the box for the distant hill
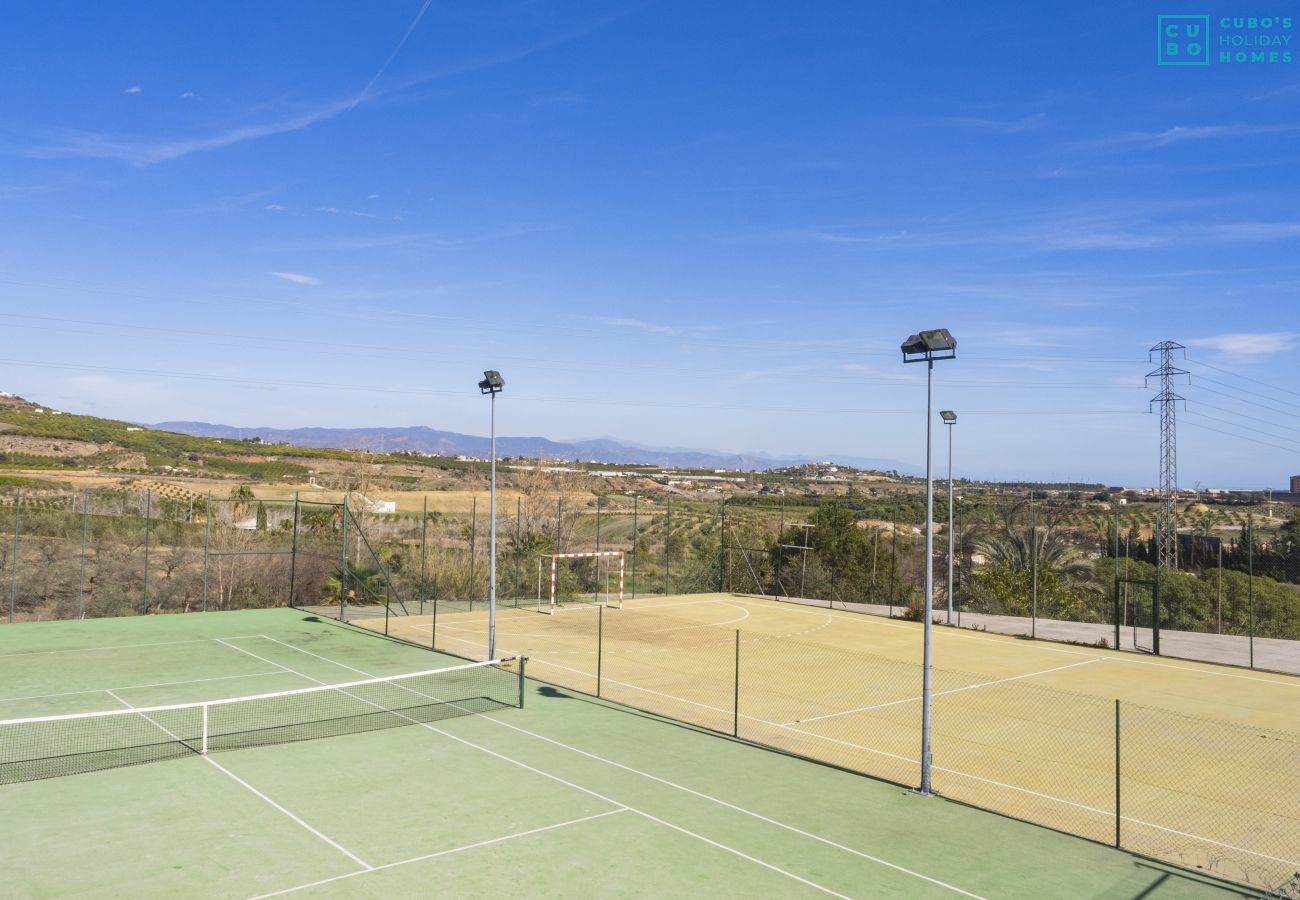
[154,421,914,473]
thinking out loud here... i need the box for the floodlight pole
[479,370,505,661]
[921,359,935,795]
[946,418,955,625]
[488,389,497,660]
[901,328,955,799]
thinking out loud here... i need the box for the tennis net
[0,657,524,785]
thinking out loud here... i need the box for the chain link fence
[379,600,1299,893]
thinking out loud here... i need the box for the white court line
[257,635,983,898]
[102,689,372,872]
[421,601,753,638]
[726,597,1300,690]
[786,659,1102,726]
[0,634,268,660]
[414,630,1298,871]
[244,637,859,900]
[0,670,285,705]
[249,809,630,899]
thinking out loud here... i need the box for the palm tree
[323,561,384,605]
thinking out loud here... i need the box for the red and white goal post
[548,551,625,614]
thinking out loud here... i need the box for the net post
[596,604,604,698]
[1114,698,1121,848]
[518,656,526,708]
[202,704,209,756]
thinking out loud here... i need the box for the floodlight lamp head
[478,370,505,394]
[940,410,957,424]
[901,328,956,362]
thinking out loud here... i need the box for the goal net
[548,551,624,614]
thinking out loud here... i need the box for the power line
[1184,378,1300,419]
[0,313,1150,390]
[0,357,1150,417]
[1185,355,1300,400]
[1182,418,1300,455]
[0,277,1148,363]
[1184,399,1300,437]
[1182,410,1300,449]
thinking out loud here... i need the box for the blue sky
[1,2,1298,488]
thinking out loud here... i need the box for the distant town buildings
[1291,474,1300,494]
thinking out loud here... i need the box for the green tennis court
[0,609,1254,898]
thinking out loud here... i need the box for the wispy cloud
[267,222,551,252]
[268,271,321,286]
[316,206,340,214]
[23,97,355,166]
[1076,123,1300,150]
[941,113,1046,133]
[264,203,287,212]
[584,316,678,336]
[16,14,623,167]
[348,0,434,112]
[1186,332,1299,356]
[177,91,200,101]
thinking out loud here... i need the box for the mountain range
[153,421,913,474]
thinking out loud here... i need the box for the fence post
[631,493,638,599]
[1247,515,1255,668]
[776,498,785,602]
[78,489,89,619]
[889,504,897,617]
[288,493,300,606]
[1114,698,1121,848]
[341,494,349,622]
[469,495,477,613]
[419,495,429,615]
[594,494,602,605]
[719,501,726,593]
[8,490,20,623]
[203,492,211,612]
[1030,501,1038,640]
[596,604,604,698]
[734,629,740,737]
[431,591,438,651]
[143,490,152,610]
[514,496,521,608]
[1113,513,1121,650]
[664,497,671,596]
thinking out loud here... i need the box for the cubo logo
[1158,15,1210,65]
